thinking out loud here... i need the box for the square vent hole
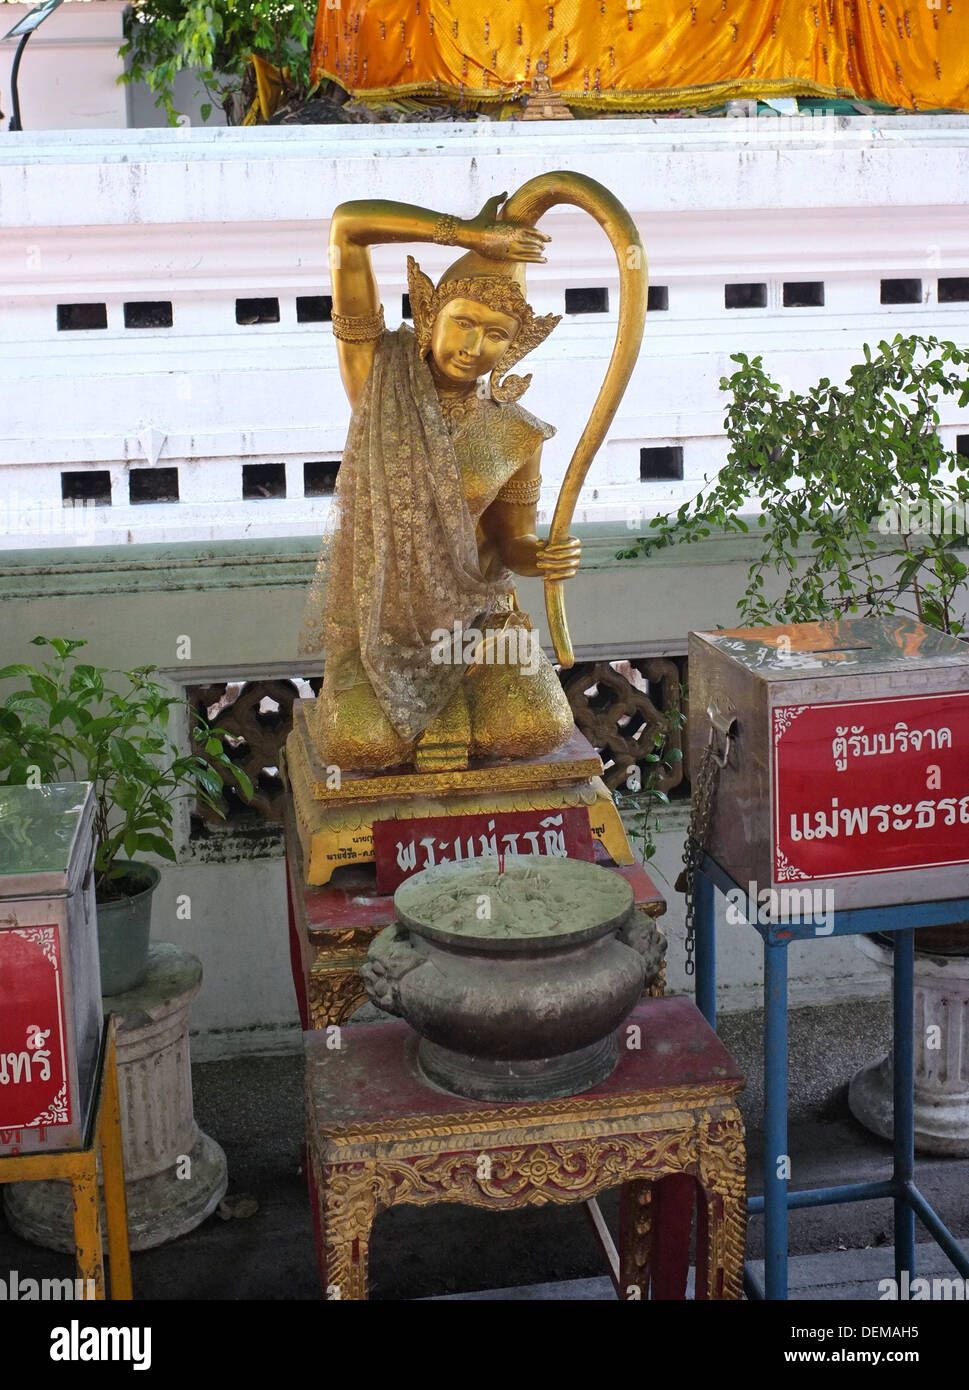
[130,468,179,504]
[236,298,280,325]
[243,463,286,499]
[297,295,333,323]
[57,304,107,331]
[61,471,111,505]
[640,446,684,481]
[880,279,922,305]
[124,301,173,329]
[565,287,609,314]
[725,283,767,309]
[304,461,341,496]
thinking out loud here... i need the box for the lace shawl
[297,325,511,742]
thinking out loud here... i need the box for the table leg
[893,926,916,1289]
[312,1161,377,1301]
[70,1165,105,1301]
[99,1029,132,1301]
[696,1173,746,1300]
[764,939,789,1300]
[285,850,309,1030]
[618,1180,652,1299]
[648,1173,696,1299]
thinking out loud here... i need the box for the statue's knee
[313,681,411,769]
[468,659,572,757]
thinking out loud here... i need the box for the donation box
[688,618,969,911]
[0,783,102,1154]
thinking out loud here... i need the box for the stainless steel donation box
[0,783,102,1155]
[688,618,969,911]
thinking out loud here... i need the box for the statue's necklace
[439,389,480,436]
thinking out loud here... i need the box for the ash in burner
[399,859,631,938]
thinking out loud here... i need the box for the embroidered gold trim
[332,305,386,342]
[495,475,542,505]
[433,214,460,246]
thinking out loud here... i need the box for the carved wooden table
[304,996,746,1300]
[283,789,667,1030]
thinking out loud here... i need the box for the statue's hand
[462,193,550,262]
[535,536,581,581]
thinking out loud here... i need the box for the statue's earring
[405,255,436,357]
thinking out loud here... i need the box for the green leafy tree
[621,334,969,637]
[119,0,317,125]
[0,638,253,899]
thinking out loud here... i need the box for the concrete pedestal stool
[849,933,969,1156]
[4,943,227,1250]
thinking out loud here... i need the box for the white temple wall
[3,117,969,1052]
[3,119,969,551]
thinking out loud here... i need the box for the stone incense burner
[361,856,648,1102]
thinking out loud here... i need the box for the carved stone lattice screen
[189,657,686,832]
[189,678,322,827]
[559,658,686,796]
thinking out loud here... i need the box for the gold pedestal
[284,700,635,886]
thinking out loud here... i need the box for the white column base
[4,943,227,1251]
[848,933,969,1158]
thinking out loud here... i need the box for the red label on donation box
[772,691,969,882]
[0,925,71,1137]
[373,807,595,893]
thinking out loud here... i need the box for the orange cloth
[311,0,968,111]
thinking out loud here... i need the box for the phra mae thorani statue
[298,172,646,774]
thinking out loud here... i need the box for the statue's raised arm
[328,196,550,408]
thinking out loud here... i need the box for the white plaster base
[848,933,969,1157]
[3,943,227,1251]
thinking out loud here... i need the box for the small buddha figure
[298,194,580,772]
[522,57,574,121]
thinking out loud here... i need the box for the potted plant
[622,331,969,1146]
[621,332,969,635]
[0,637,253,994]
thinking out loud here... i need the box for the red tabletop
[305,996,743,1135]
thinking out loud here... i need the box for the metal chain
[680,742,722,976]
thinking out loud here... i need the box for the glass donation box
[688,617,969,911]
[0,783,102,1155]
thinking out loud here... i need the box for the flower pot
[96,862,160,996]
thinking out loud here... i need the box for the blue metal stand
[695,855,969,1301]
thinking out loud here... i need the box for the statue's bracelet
[331,305,386,342]
[433,214,460,247]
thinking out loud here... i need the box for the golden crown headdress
[406,252,561,404]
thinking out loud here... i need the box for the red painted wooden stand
[304,997,746,1301]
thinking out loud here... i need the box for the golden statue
[298,172,646,776]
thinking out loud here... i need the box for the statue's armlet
[495,471,542,506]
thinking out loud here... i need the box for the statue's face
[429,297,520,384]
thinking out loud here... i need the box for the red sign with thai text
[373,806,595,893]
[772,691,969,882]
[0,925,71,1135]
